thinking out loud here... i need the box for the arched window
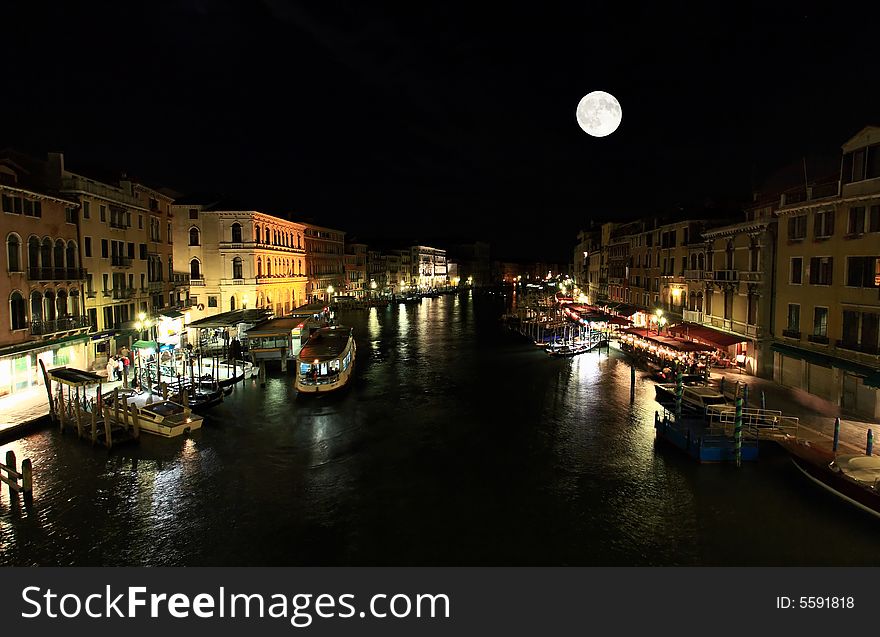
[255,225,261,243]
[698,253,705,271]
[690,254,697,271]
[229,295,236,311]
[69,290,80,316]
[189,227,200,246]
[697,292,703,313]
[257,258,262,277]
[190,258,201,279]
[689,291,696,311]
[7,234,21,272]
[749,237,759,271]
[298,259,302,275]
[44,290,56,321]
[267,259,272,276]
[30,291,42,322]
[56,289,67,317]
[28,237,39,271]
[10,292,26,330]
[66,241,76,269]
[231,223,242,243]
[232,257,243,279]
[41,238,52,268]
[725,240,734,270]
[54,239,65,274]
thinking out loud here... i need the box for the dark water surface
[2,293,879,565]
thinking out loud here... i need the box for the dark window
[852,149,865,182]
[2,194,14,213]
[7,235,20,271]
[83,201,90,219]
[189,208,198,219]
[848,207,866,234]
[100,205,106,222]
[870,206,880,233]
[863,313,880,353]
[788,215,807,240]
[101,239,108,258]
[791,257,802,284]
[10,292,26,330]
[814,209,834,238]
[65,208,76,223]
[813,307,828,337]
[868,145,880,180]
[842,310,860,347]
[84,237,92,257]
[140,243,147,260]
[808,257,833,285]
[208,296,218,308]
[190,258,201,279]
[846,256,880,288]
[232,257,243,279]
[189,227,200,246]
[127,242,135,259]
[787,304,800,331]
[231,223,242,243]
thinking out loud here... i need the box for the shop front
[0,335,89,400]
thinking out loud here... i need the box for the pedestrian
[106,357,116,381]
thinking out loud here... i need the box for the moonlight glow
[576,91,622,137]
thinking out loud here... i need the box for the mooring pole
[735,395,743,468]
[832,417,840,454]
[867,429,874,457]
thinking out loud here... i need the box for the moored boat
[295,325,356,393]
[780,438,880,519]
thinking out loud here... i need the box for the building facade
[411,245,448,290]
[772,126,880,417]
[1,158,90,400]
[344,242,368,299]
[173,202,308,320]
[304,224,345,303]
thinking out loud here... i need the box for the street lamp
[327,284,334,302]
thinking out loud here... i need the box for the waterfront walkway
[0,376,125,440]
[710,368,877,455]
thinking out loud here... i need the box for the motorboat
[780,437,880,519]
[656,384,728,411]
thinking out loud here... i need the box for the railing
[0,450,33,503]
[739,271,762,282]
[221,278,248,285]
[190,277,206,286]
[109,219,130,229]
[148,281,165,293]
[62,175,143,208]
[111,255,132,267]
[808,334,829,344]
[706,405,799,441]
[28,267,86,281]
[111,288,136,300]
[30,315,92,335]
[782,329,801,339]
[683,269,705,280]
[713,270,738,282]
[683,310,703,323]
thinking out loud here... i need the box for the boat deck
[298,326,353,361]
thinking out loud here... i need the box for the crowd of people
[105,350,131,381]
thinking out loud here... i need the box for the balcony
[683,310,703,323]
[172,273,191,287]
[713,270,739,282]
[109,219,130,229]
[111,255,132,267]
[30,315,92,336]
[683,269,705,280]
[189,277,206,286]
[148,281,166,293]
[221,278,248,285]
[112,288,136,300]
[808,334,829,345]
[62,175,143,208]
[739,271,763,283]
[782,329,801,339]
[28,267,86,281]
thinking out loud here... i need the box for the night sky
[3,2,878,260]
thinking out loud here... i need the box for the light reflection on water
[2,292,880,565]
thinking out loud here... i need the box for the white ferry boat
[295,325,356,393]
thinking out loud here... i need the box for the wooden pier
[0,450,33,503]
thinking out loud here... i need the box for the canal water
[2,292,879,566]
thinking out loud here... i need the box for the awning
[131,340,158,350]
[612,304,640,317]
[187,308,272,328]
[667,323,746,348]
[159,310,184,319]
[771,342,880,387]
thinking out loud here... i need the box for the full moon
[576,91,622,137]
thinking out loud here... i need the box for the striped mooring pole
[832,417,840,453]
[734,395,743,468]
[675,370,683,422]
[867,429,874,457]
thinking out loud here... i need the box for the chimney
[46,152,64,189]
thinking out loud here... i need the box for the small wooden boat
[547,342,591,357]
[110,389,203,438]
[780,438,880,519]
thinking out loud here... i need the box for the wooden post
[130,400,139,439]
[113,388,121,433]
[74,387,84,438]
[280,348,288,372]
[5,450,16,500]
[259,360,266,387]
[91,392,98,444]
[162,382,168,400]
[102,402,113,449]
[832,417,840,453]
[39,359,54,423]
[57,384,66,432]
[21,458,32,498]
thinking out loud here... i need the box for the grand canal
[2,292,879,566]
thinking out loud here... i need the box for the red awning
[668,323,747,348]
